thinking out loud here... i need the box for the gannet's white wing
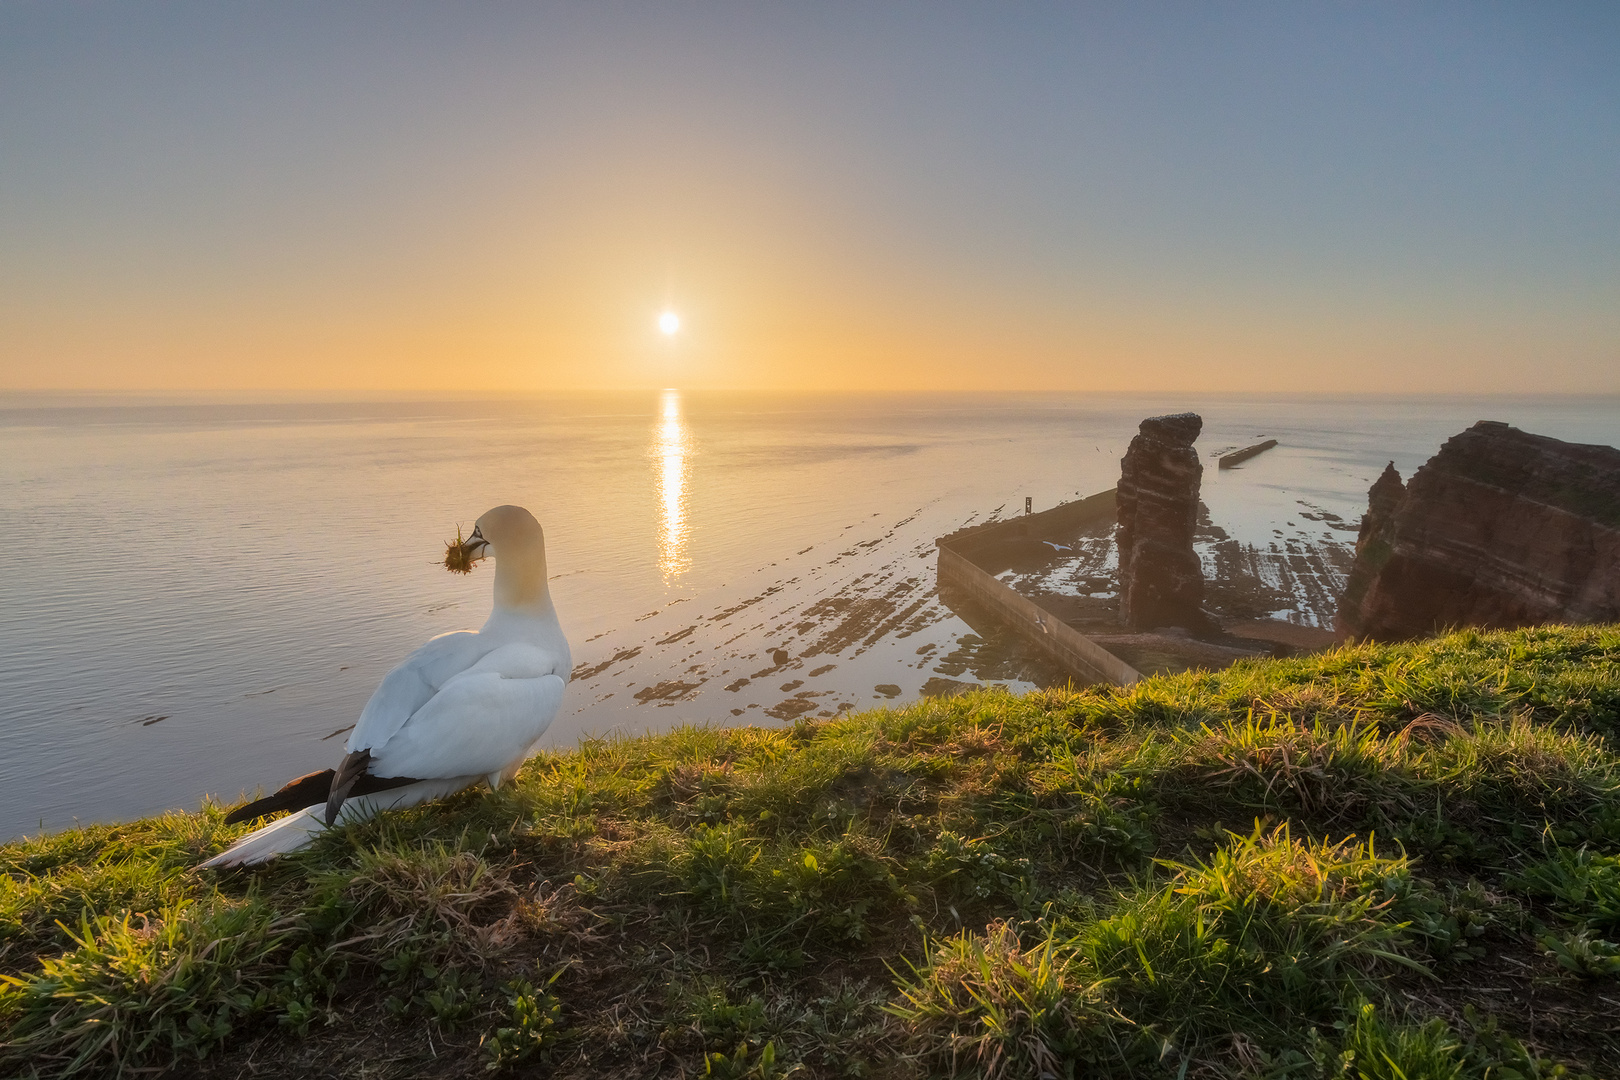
[346,630,488,755]
[205,643,562,869]
[366,646,566,782]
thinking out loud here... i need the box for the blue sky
[2,3,1616,392]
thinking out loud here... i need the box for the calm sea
[3,391,1616,839]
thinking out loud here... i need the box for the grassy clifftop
[4,626,1620,1078]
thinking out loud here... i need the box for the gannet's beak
[460,525,491,563]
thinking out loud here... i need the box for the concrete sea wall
[1218,439,1278,468]
[936,490,1142,687]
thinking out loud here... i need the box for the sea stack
[1117,412,1215,633]
[1337,421,1620,640]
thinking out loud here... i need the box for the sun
[658,310,680,336]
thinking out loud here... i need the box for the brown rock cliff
[1337,421,1620,640]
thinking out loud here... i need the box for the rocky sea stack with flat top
[1116,412,1217,634]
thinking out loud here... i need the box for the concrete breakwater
[1219,439,1278,468]
[936,490,1143,687]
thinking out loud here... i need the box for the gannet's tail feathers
[202,775,484,869]
[201,806,327,869]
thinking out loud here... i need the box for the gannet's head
[468,505,550,610]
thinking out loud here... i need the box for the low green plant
[668,975,772,1051]
[1186,711,1406,823]
[703,1037,788,1080]
[1512,847,1620,932]
[1540,928,1620,979]
[1269,1002,1588,1080]
[274,942,346,1036]
[482,971,565,1071]
[1370,876,1492,963]
[419,965,482,1029]
[1325,1001,1467,1080]
[1037,764,1156,866]
[0,856,190,953]
[921,830,1034,906]
[308,840,518,948]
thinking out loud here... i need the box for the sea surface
[3,391,1617,840]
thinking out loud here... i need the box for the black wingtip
[225,761,424,827]
[223,768,337,825]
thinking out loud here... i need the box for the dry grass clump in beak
[444,526,478,574]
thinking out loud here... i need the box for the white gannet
[201,505,570,868]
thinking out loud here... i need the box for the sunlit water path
[656,388,692,585]
[2,392,1616,838]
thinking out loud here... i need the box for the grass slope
[4,626,1620,1079]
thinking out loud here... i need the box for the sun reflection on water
[654,388,691,583]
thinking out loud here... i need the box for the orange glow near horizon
[5,254,1614,396]
[2,165,1615,397]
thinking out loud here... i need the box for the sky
[1,3,1617,394]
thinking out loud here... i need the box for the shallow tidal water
[3,391,1617,839]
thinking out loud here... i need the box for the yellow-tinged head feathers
[443,505,551,611]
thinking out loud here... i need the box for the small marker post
[1025,497,1032,515]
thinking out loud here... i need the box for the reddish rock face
[1338,462,1405,627]
[1117,413,1217,633]
[1337,421,1620,641]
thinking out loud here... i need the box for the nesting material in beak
[443,525,488,574]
